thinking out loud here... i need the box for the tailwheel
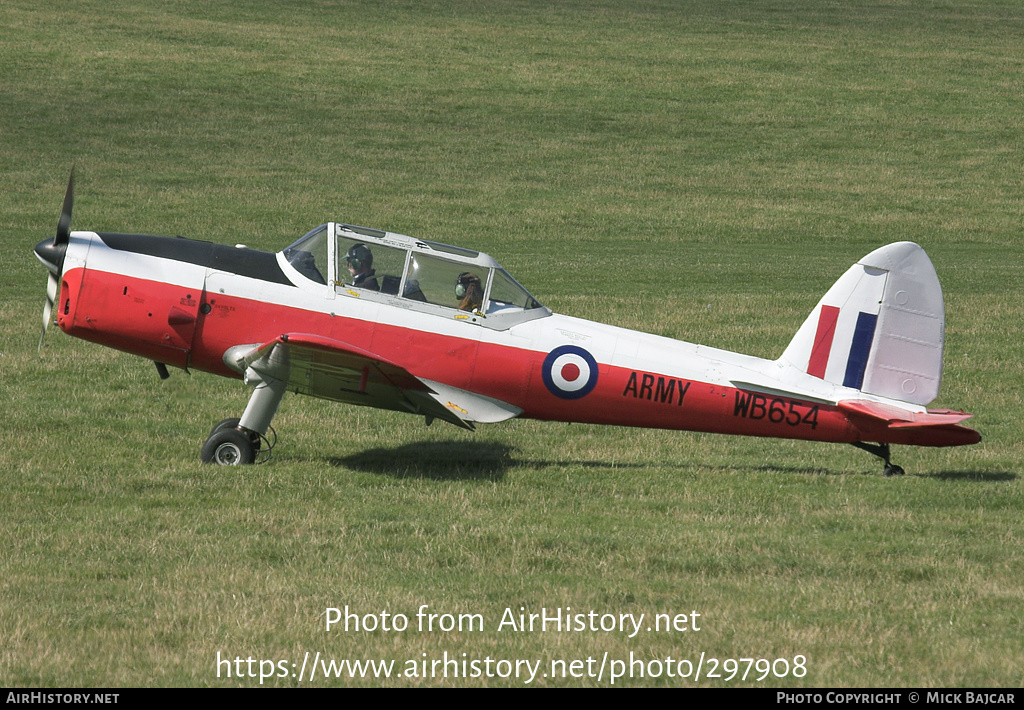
[853,442,905,477]
[884,462,905,478]
[202,427,256,465]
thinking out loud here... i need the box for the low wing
[227,333,521,430]
[418,378,523,424]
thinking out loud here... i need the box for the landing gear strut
[852,442,905,477]
[201,369,286,465]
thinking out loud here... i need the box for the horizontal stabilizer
[838,400,973,428]
[729,380,833,405]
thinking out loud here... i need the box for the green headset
[455,272,479,299]
[346,244,373,271]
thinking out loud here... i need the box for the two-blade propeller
[36,169,74,349]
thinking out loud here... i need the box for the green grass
[2,0,1022,687]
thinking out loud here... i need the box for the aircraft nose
[35,237,67,275]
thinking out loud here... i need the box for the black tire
[208,418,261,451]
[884,463,906,477]
[209,418,241,437]
[201,428,256,465]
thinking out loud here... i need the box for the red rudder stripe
[807,305,840,379]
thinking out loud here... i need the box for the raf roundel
[542,345,599,400]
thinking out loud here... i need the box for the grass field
[2,0,1022,687]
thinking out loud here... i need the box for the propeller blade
[55,168,75,246]
[38,168,75,351]
[39,272,59,350]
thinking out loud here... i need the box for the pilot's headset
[346,244,373,271]
[455,272,479,299]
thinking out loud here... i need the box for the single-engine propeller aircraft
[35,172,980,474]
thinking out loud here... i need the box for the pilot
[455,272,483,311]
[345,244,379,291]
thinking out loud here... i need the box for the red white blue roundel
[542,345,599,400]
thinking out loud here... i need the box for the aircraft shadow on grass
[331,441,1015,482]
[329,440,647,481]
[753,464,1016,481]
[926,470,1017,482]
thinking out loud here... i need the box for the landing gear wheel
[201,428,256,465]
[884,463,905,477]
[852,442,907,476]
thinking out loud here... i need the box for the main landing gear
[852,442,905,477]
[201,369,285,465]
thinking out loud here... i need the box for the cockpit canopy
[282,223,548,329]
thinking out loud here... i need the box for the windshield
[487,268,542,313]
[283,225,329,284]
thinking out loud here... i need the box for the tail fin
[779,242,945,405]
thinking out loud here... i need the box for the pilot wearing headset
[344,244,379,291]
[455,272,483,311]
